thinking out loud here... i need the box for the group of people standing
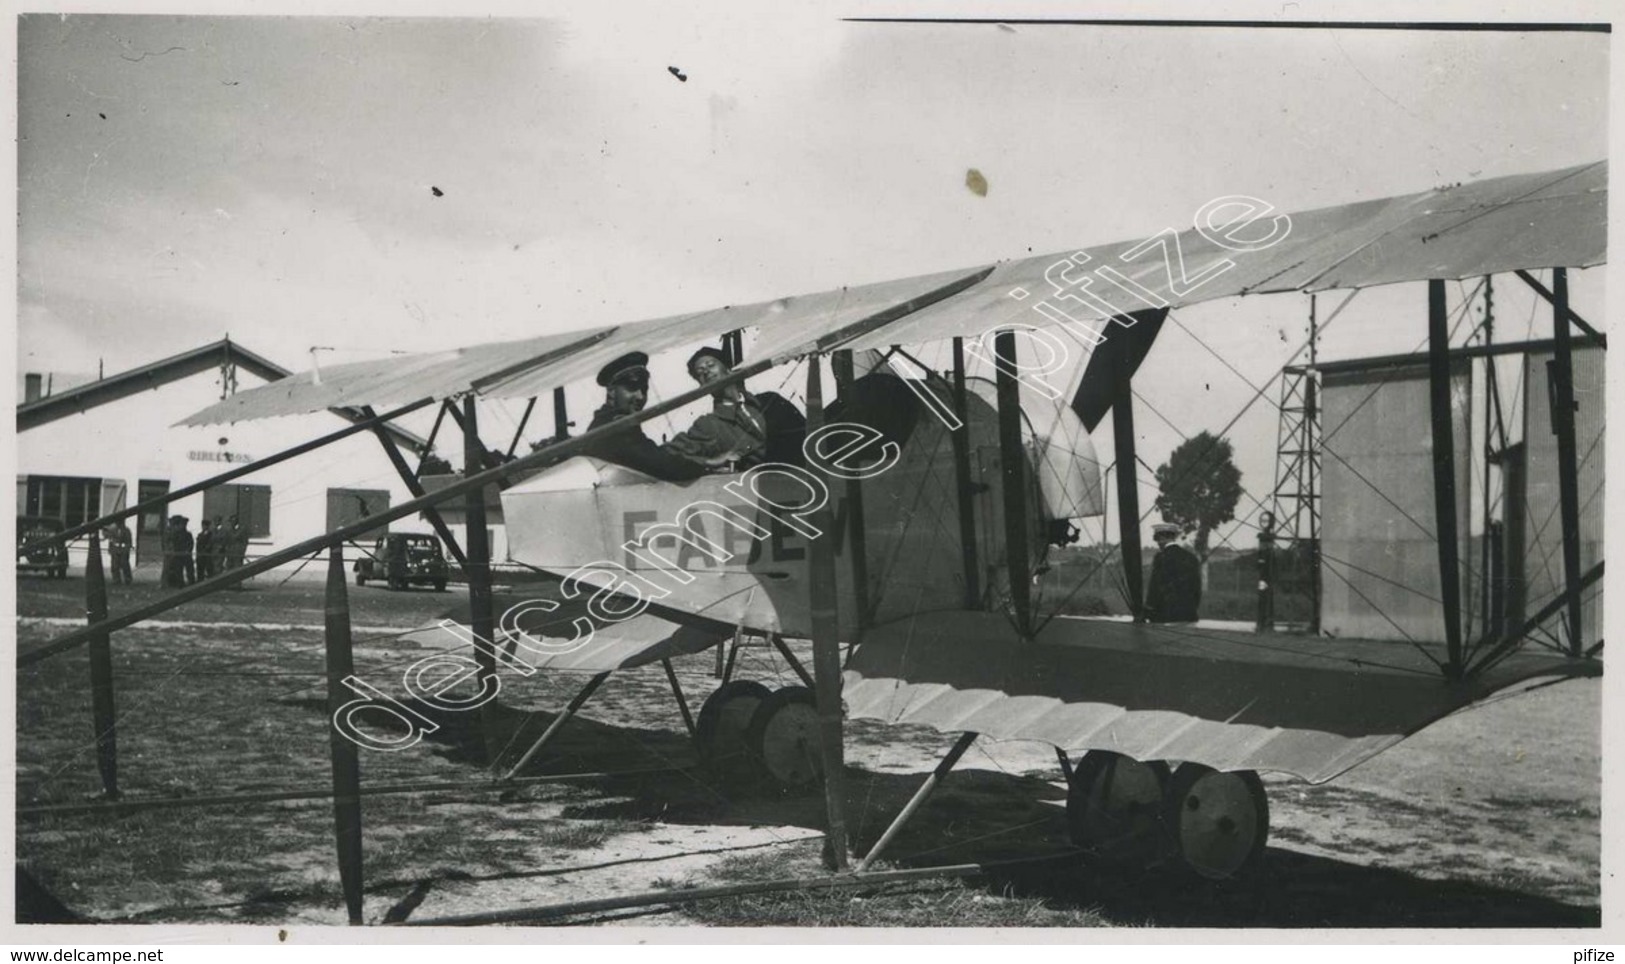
[158,514,248,588]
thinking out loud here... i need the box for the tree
[1153,431,1242,559]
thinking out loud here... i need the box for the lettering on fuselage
[622,496,853,572]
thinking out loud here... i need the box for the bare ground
[12,577,1602,930]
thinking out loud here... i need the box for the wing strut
[365,409,470,570]
[994,330,1035,636]
[951,337,983,609]
[1427,279,1466,677]
[805,354,852,870]
[462,396,501,760]
[1109,332,1146,621]
[854,731,979,873]
[1548,268,1587,657]
[832,349,875,631]
[499,673,611,780]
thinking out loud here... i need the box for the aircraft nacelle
[501,375,1104,641]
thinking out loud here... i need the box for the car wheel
[433,579,447,592]
[355,573,366,586]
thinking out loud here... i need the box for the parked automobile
[17,515,69,579]
[354,532,448,591]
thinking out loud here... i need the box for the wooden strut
[993,330,1034,635]
[854,732,979,873]
[400,860,1005,927]
[16,767,686,820]
[721,628,743,683]
[1466,559,1604,677]
[324,544,365,926]
[462,396,500,762]
[1549,268,1586,657]
[22,397,434,557]
[1427,279,1466,677]
[1514,268,1608,348]
[500,672,610,781]
[769,634,816,690]
[832,349,873,629]
[25,266,995,668]
[662,659,696,737]
[506,397,538,459]
[367,416,469,569]
[951,337,983,609]
[1111,334,1145,620]
[553,386,570,438]
[1054,747,1074,785]
[84,532,119,799]
[413,400,452,477]
[804,354,852,871]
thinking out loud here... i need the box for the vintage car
[354,532,449,591]
[17,515,70,579]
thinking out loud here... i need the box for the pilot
[1144,522,1201,624]
[579,351,707,482]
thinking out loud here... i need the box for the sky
[10,2,1614,545]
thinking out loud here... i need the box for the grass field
[13,574,1602,929]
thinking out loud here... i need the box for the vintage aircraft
[33,160,1604,885]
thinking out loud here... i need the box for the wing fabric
[181,162,1604,426]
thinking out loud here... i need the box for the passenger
[661,347,772,469]
[667,347,808,468]
[579,351,707,482]
[1145,522,1201,624]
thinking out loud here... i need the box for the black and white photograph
[6,2,1616,943]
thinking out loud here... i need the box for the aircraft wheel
[433,579,447,592]
[1065,751,1171,866]
[747,686,822,792]
[355,573,366,586]
[695,680,772,773]
[1164,764,1269,880]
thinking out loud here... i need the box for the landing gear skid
[1062,751,1270,880]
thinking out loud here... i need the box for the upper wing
[180,162,1604,427]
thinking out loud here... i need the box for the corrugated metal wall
[1521,345,1605,646]
[1319,360,1472,643]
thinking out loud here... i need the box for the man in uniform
[577,352,709,482]
[210,516,228,575]
[1144,522,1201,624]
[168,516,195,587]
[107,520,133,585]
[195,518,215,581]
[225,515,247,570]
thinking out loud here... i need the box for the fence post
[85,532,119,799]
[324,544,365,925]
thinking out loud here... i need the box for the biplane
[23,160,1606,886]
